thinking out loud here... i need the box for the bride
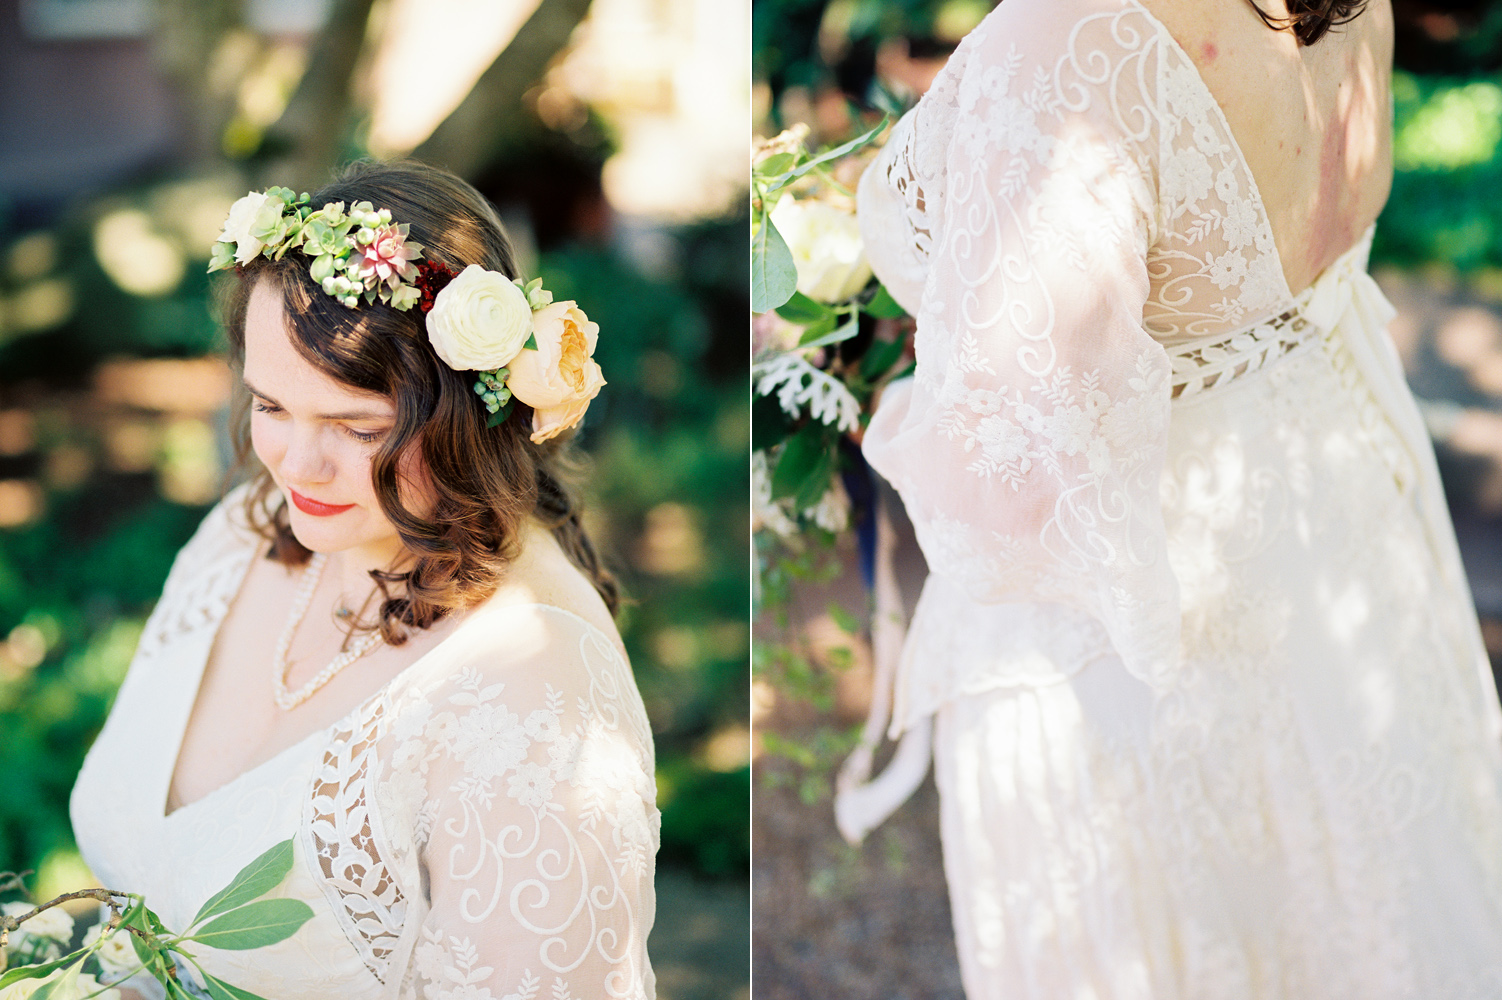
[69,161,657,999]
[853,0,1502,995]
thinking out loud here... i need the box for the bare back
[1142,0,1394,295]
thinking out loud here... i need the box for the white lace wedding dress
[70,485,658,1000]
[853,0,1502,996]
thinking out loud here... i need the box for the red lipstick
[289,489,356,517]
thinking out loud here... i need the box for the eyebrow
[242,378,394,422]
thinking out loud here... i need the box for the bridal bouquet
[751,116,908,549]
[0,841,310,999]
[752,118,915,793]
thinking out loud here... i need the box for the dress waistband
[1165,224,1379,402]
[1166,305,1320,400]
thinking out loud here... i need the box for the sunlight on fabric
[1358,667,1397,740]
[1325,580,1372,646]
[366,0,543,155]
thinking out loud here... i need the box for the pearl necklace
[272,551,383,711]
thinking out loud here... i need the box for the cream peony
[218,191,285,265]
[505,301,606,444]
[768,194,873,303]
[426,265,534,372]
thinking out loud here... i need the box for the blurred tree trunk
[256,0,379,191]
[412,0,595,179]
[148,0,244,165]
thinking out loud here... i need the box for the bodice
[70,486,660,1000]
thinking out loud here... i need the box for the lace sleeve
[859,1,1181,685]
[373,605,659,1000]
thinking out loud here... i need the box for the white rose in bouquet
[82,922,138,980]
[1,901,74,958]
[769,194,873,303]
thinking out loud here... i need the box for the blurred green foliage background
[0,0,748,915]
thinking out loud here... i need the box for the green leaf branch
[751,116,889,314]
[1,840,313,1000]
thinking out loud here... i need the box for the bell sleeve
[371,606,659,1000]
[859,4,1181,687]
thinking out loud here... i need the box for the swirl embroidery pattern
[857,0,1502,996]
[375,625,658,1000]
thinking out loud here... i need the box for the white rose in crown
[769,193,873,303]
[218,190,287,265]
[425,264,535,371]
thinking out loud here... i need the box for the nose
[279,424,335,485]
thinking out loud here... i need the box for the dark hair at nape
[1246,0,1371,45]
[216,159,619,644]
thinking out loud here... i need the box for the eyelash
[252,401,384,444]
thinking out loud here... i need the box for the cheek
[249,412,287,469]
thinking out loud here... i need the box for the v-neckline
[160,535,306,821]
[157,518,627,821]
[1123,0,1380,310]
[158,532,432,822]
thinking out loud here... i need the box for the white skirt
[931,309,1502,999]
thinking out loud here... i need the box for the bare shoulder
[473,519,622,652]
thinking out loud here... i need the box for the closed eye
[254,400,385,444]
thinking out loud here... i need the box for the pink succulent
[355,225,422,288]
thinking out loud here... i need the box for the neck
[329,536,409,613]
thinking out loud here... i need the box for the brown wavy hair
[218,160,619,645]
[1246,0,1371,45]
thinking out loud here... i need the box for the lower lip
[289,489,356,517]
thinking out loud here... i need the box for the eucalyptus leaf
[795,444,838,512]
[774,291,832,324]
[798,311,859,350]
[192,839,295,927]
[188,899,315,950]
[202,973,271,1000]
[0,950,84,989]
[28,957,81,999]
[165,979,197,1000]
[794,312,837,345]
[751,393,796,452]
[755,152,796,177]
[763,116,891,195]
[486,400,515,428]
[771,424,835,508]
[860,334,907,381]
[864,284,907,319]
[752,214,799,314]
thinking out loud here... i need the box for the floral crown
[209,187,605,443]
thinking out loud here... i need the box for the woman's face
[242,279,427,562]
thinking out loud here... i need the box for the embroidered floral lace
[71,486,658,1000]
[855,0,1502,996]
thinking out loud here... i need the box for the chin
[284,503,366,552]
[286,519,350,554]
